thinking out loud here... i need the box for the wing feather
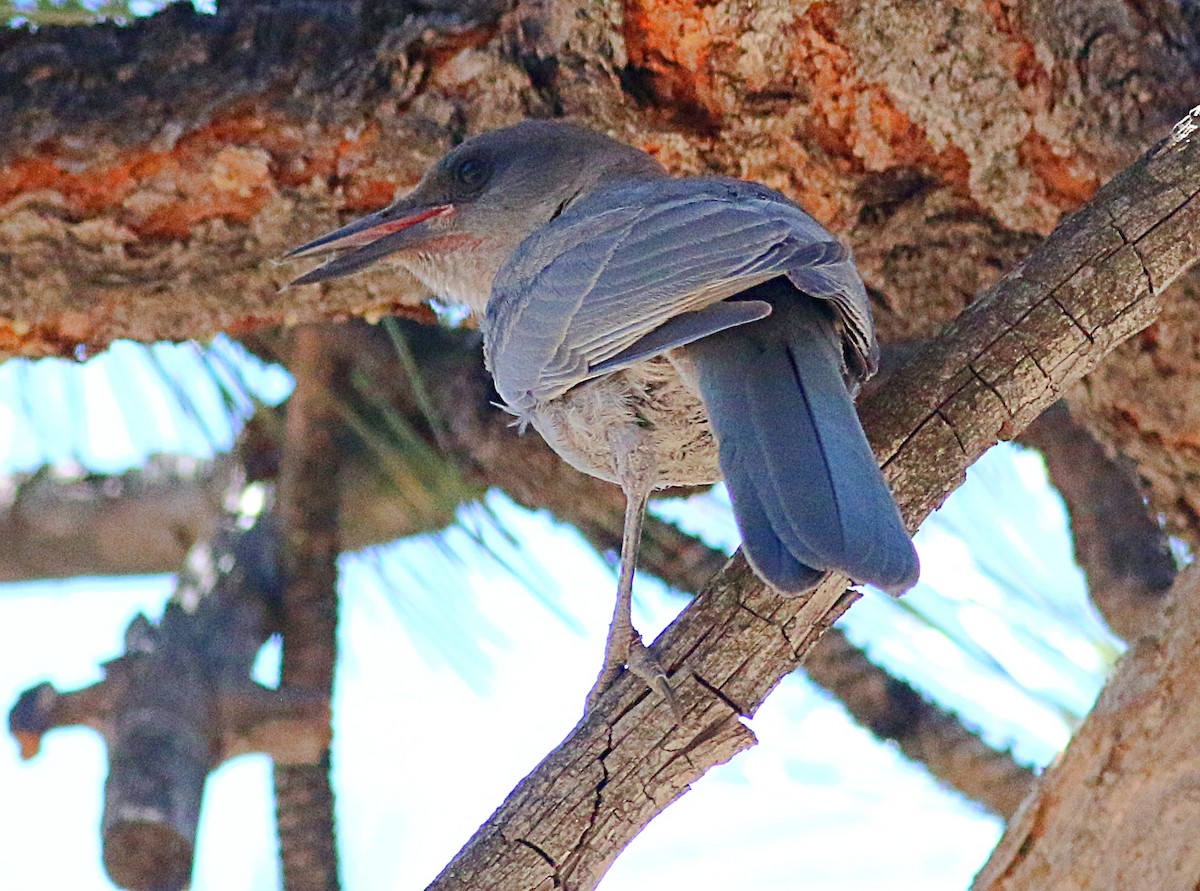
[484,178,876,414]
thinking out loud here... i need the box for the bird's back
[483,172,917,593]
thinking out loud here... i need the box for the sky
[0,338,1125,890]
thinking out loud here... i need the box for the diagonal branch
[424,108,1200,891]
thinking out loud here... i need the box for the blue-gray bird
[287,120,919,711]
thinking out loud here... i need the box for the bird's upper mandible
[483,177,879,418]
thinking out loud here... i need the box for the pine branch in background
[1020,401,1177,640]
[274,325,344,891]
[0,457,229,582]
[7,515,330,891]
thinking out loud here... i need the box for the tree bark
[274,326,343,891]
[974,564,1200,890]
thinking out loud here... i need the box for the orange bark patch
[982,0,1097,210]
[622,0,721,117]
[0,316,100,358]
[1019,130,1099,209]
[342,178,398,212]
[0,112,392,241]
[791,4,969,186]
[982,0,1048,93]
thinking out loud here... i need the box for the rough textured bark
[973,563,1200,890]
[422,109,1200,891]
[2,0,1191,348]
[274,325,344,891]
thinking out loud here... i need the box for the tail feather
[688,283,919,594]
[720,436,827,592]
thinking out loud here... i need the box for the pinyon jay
[288,119,919,712]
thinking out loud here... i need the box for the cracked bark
[422,109,1200,891]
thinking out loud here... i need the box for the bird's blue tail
[688,282,919,594]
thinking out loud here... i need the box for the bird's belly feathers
[529,355,721,489]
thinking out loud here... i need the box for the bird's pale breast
[528,353,722,489]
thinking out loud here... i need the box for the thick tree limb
[424,108,1200,891]
[0,0,1192,353]
[973,563,1200,889]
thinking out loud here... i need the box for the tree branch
[424,107,1200,891]
[0,458,229,583]
[973,562,1200,889]
[274,325,344,891]
[7,517,329,891]
[1020,400,1176,639]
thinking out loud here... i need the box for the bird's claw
[627,637,682,720]
[584,636,681,719]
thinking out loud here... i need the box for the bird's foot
[584,633,680,718]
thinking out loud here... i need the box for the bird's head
[286,120,666,311]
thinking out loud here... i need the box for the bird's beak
[285,201,455,286]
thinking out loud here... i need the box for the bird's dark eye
[454,157,490,190]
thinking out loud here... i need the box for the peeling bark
[4,0,1200,552]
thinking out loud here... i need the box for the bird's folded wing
[484,178,876,413]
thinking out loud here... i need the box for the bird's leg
[585,430,677,716]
